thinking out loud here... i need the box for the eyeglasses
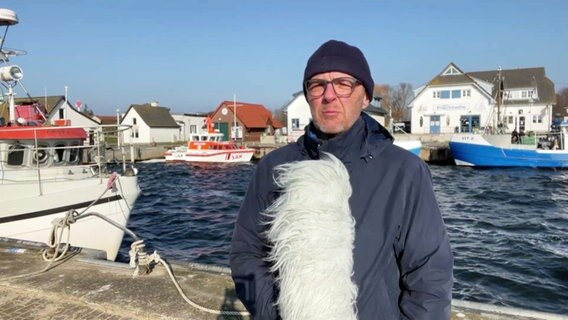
[304,77,362,98]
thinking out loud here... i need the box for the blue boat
[449,122,568,168]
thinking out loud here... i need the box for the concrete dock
[1,239,565,320]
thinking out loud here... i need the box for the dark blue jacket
[230,113,453,319]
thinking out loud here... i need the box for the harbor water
[117,160,568,315]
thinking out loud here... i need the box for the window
[53,143,66,164]
[134,129,139,138]
[532,115,542,124]
[133,118,137,125]
[440,90,450,99]
[7,144,25,166]
[69,144,81,164]
[292,118,300,129]
[507,116,514,124]
[451,90,461,98]
[190,124,197,133]
[462,89,471,97]
[521,90,535,99]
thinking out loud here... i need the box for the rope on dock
[127,233,250,316]
[158,256,250,317]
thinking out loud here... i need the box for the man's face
[305,71,369,135]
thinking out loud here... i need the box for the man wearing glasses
[230,40,453,319]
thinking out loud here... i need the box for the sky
[2,1,567,115]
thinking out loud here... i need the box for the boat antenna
[0,9,19,60]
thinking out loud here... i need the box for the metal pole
[7,86,15,123]
[233,94,237,140]
[64,86,68,119]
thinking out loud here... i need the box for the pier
[1,239,565,320]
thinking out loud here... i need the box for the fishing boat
[450,124,568,167]
[449,68,568,168]
[164,117,255,163]
[0,8,140,261]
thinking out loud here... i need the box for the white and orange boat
[165,117,255,163]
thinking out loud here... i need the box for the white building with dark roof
[409,63,556,135]
[121,102,180,144]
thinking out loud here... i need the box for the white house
[283,92,311,142]
[409,63,556,135]
[171,113,208,141]
[364,104,387,127]
[39,95,101,129]
[121,102,180,144]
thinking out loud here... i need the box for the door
[214,122,229,141]
[430,115,440,133]
[518,116,526,132]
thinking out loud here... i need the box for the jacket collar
[301,113,393,161]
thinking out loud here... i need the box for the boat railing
[515,131,564,150]
[0,123,137,192]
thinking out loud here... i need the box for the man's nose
[322,82,337,100]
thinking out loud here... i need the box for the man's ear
[362,96,370,109]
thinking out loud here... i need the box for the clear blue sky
[4,1,567,115]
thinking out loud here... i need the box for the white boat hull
[165,149,255,163]
[0,171,140,260]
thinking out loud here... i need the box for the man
[230,40,453,319]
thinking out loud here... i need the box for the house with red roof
[209,100,282,142]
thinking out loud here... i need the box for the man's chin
[315,122,345,135]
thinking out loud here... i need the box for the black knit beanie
[303,40,374,100]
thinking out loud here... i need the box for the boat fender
[511,131,519,143]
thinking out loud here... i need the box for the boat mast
[0,9,22,124]
[496,67,504,133]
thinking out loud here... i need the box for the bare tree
[390,83,414,122]
[272,106,287,127]
[554,87,568,119]
[373,84,393,109]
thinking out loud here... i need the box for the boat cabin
[186,132,242,151]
